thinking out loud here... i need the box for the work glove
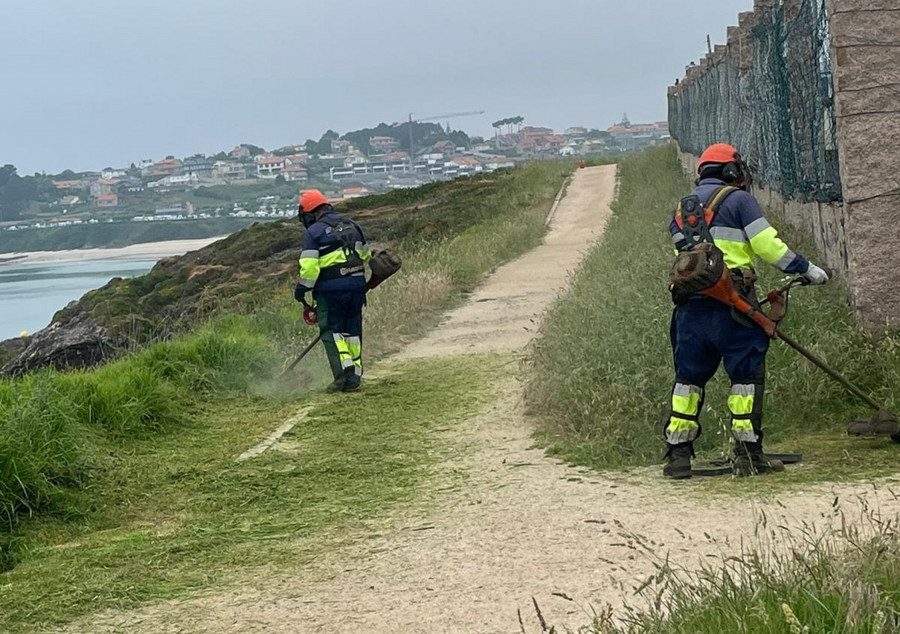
[802,262,829,285]
[294,282,312,305]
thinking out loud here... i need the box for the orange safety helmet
[697,143,739,172]
[298,189,329,213]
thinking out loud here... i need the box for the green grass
[0,354,500,632]
[553,507,900,633]
[1,161,570,538]
[526,145,900,480]
[0,161,574,630]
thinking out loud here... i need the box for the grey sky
[1,0,751,174]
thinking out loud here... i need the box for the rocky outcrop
[0,335,30,369]
[2,315,116,375]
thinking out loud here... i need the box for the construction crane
[406,110,485,168]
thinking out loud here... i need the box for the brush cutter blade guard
[847,409,900,438]
[690,453,803,477]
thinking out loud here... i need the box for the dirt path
[397,166,615,359]
[66,166,900,633]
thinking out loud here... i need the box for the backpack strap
[674,185,739,249]
[705,185,739,216]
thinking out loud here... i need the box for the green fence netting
[668,0,841,202]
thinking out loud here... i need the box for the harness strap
[706,185,739,214]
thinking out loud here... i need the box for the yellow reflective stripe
[346,337,362,369]
[299,256,320,283]
[301,246,367,286]
[713,238,755,271]
[666,416,699,443]
[728,394,755,416]
[732,418,754,432]
[667,417,698,432]
[319,250,349,268]
[331,334,355,369]
[748,226,789,266]
[672,392,701,417]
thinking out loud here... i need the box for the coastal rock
[0,335,30,368]
[1,314,117,375]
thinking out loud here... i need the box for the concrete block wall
[668,0,900,329]
[827,0,900,329]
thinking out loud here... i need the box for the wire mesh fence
[668,0,841,202]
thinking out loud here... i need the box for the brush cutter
[282,248,402,375]
[699,266,900,442]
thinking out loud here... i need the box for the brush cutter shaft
[287,334,322,371]
[703,266,887,413]
[775,328,884,411]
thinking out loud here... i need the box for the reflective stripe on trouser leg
[729,383,760,443]
[666,383,703,445]
[331,332,356,371]
[346,335,362,376]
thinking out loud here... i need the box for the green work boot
[733,443,784,476]
[663,444,693,479]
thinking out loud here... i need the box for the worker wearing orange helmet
[663,143,829,478]
[295,190,371,392]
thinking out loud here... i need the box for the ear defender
[721,151,747,184]
[722,162,742,182]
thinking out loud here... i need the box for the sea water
[0,259,158,340]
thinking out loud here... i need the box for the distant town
[0,114,669,234]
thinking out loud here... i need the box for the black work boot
[663,443,693,479]
[341,368,361,392]
[733,442,784,476]
[325,375,346,393]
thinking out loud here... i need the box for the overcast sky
[1,0,751,174]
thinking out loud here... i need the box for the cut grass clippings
[526,145,900,483]
[0,354,500,633]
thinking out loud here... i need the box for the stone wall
[668,0,900,329]
[827,0,900,328]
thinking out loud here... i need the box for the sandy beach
[0,237,226,266]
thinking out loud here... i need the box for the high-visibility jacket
[298,210,371,293]
[669,178,809,275]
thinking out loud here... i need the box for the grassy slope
[0,161,572,631]
[35,164,565,346]
[526,145,900,482]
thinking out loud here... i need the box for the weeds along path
[63,165,900,633]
